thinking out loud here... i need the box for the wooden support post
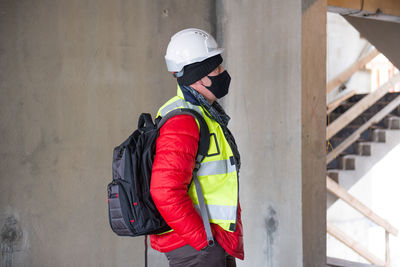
[327,94,400,163]
[327,73,400,140]
[386,231,390,267]
[326,49,379,94]
[327,222,386,266]
[326,176,398,236]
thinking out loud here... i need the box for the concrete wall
[0,0,326,266]
[0,1,214,266]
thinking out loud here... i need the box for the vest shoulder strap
[157,108,210,158]
[156,108,214,247]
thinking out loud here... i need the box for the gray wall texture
[0,1,214,266]
[222,1,303,266]
[0,0,326,266]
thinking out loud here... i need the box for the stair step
[339,155,356,170]
[357,142,371,156]
[348,94,367,103]
[327,158,340,170]
[330,98,391,117]
[327,171,339,183]
[331,127,386,143]
[391,105,400,116]
[327,138,372,157]
[327,154,357,170]
[372,129,386,143]
[381,92,400,102]
[384,115,400,129]
[328,138,359,154]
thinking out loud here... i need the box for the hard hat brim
[165,48,224,73]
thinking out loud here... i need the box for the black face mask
[205,70,231,99]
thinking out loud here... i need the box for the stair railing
[327,49,379,94]
[327,94,400,164]
[327,73,400,141]
[327,176,398,266]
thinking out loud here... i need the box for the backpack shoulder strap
[156,108,214,247]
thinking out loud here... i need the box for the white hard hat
[165,28,224,73]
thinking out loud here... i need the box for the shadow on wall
[1,215,23,267]
[264,206,278,266]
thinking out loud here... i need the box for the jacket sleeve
[150,114,208,251]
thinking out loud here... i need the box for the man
[150,28,243,267]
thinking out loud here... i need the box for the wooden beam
[385,231,390,267]
[327,73,400,140]
[327,94,400,163]
[328,0,362,10]
[327,49,379,94]
[327,222,386,266]
[327,176,398,236]
[328,0,400,17]
[327,90,356,115]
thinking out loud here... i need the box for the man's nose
[219,65,225,74]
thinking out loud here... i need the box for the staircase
[327,92,400,206]
[324,4,400,263]
[326,91,400,267]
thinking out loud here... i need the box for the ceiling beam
[328,0,400,22]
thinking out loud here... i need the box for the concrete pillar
[220,0,326,266]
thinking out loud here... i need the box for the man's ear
[200,76,211,87]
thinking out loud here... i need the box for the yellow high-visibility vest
[157,85,239,232]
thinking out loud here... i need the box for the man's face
[190,65,225,104]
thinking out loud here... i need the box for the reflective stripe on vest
[195,204,237,221]
[197,158,236,177]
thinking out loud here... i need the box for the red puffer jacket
[150,114,244,260]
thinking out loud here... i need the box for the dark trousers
[165,242,236,267]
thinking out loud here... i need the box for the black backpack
[107,108,214,245]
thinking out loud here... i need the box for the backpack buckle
[194,162,201,172]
